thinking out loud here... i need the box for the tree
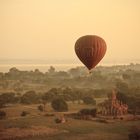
[8,67,20,80]
[0,92,18,108]
[0,110,6,119]
[54,71,69,78]
[116,81,129,93]
[42,88,63,111]
[122,73,131,80]
[20,91,39,104]
[51,98,68,112]
[68,67,81,77]
[116,92,140,115]
[48,66,55,74]
[38,105,44,112]
[42,88,58,103]
[0,72,4,80]
[63,87,73,101]
[127,96,140,115]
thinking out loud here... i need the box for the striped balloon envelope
[75,35,107,71]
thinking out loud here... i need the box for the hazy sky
[0,0,140,63]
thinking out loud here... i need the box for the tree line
[0,64,140,91]
[0,87,104,108]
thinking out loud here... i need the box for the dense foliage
[79,108,97,117]
[20,91,40,104]
[51,98,68,112]
[0,64,140,113]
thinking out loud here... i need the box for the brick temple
[99,90,128,116]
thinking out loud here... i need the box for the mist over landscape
[0,58,140,73]
[0,0,140,140]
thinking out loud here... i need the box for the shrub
[79,108,97,117]
[51,98,68,112]
[79,108,91,115]
[82,96,96,105]
[90,108,97,117]
[0,110,6,119]
[38,105,44,112]
[54,118,62,123]
[21,111,29,117]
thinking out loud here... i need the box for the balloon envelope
[75,35,107,70]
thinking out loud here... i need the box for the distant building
[98,90,128,116]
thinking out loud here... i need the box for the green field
[0,102,140,140]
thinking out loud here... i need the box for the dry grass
[1,102,96,119]
[0,101,140,140]
[1,104,40,118]
[0,125,67,140]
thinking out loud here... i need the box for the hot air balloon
[75,35,107,71]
